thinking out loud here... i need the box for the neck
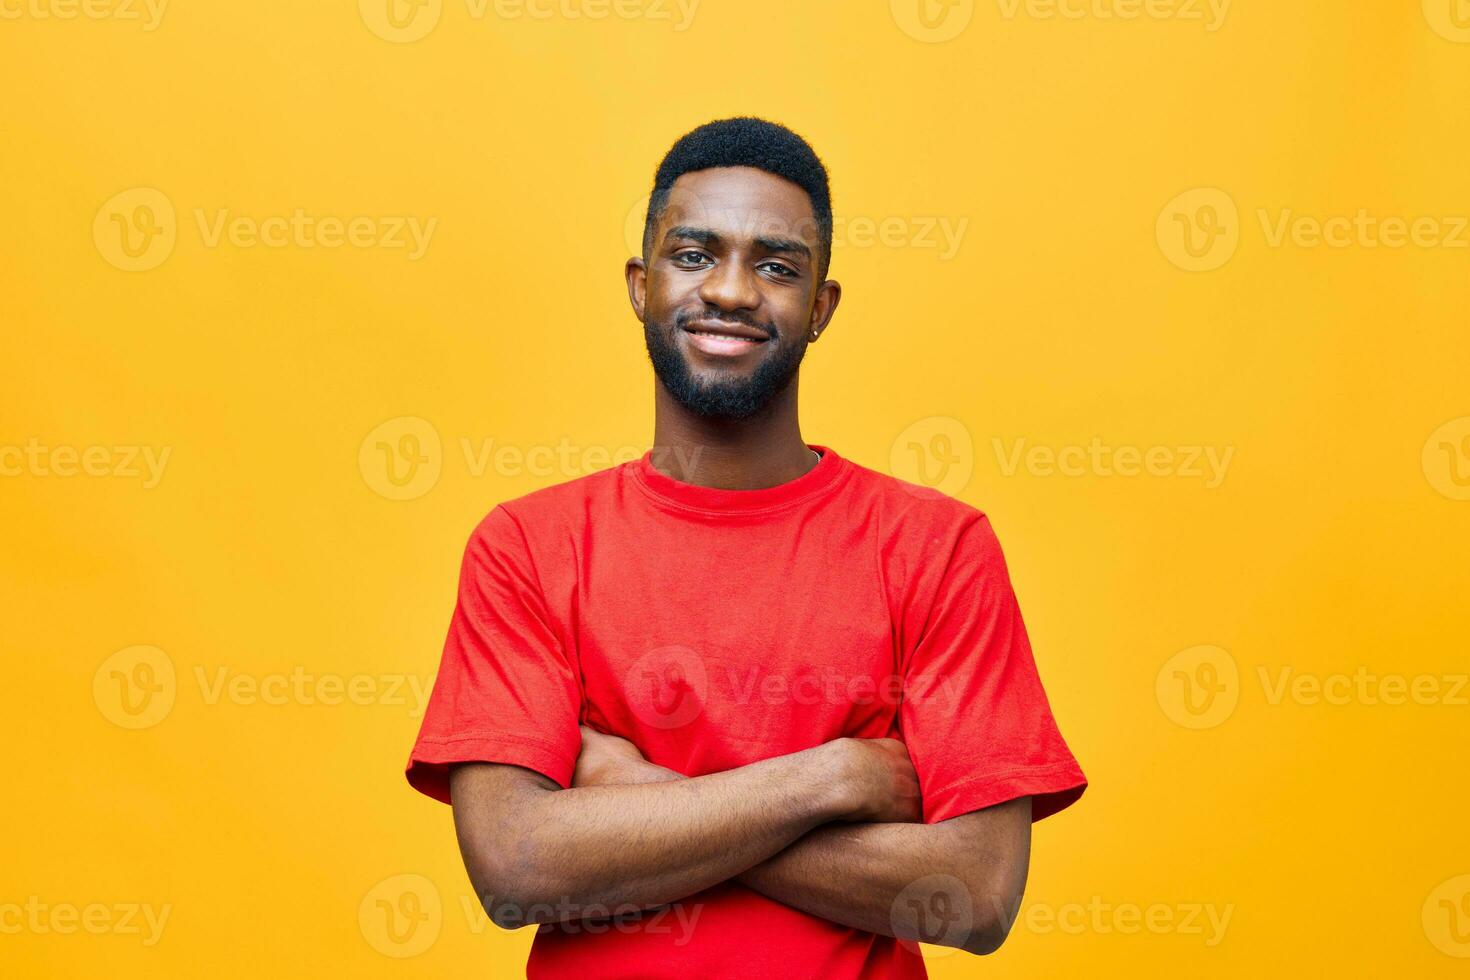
[650,377,817,490]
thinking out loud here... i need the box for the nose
[696,257,760,314]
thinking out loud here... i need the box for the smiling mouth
[680,321,770,358]
[681,319,771,342]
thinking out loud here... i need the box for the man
[405,116,1087,978]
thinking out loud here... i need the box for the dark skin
[626,165,841,488]
[571,727,1031,954]
[448,165,1031,954]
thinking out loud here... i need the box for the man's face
[628,166,836,420]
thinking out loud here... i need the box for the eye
[760,261,797,277]
[673,249,711,267]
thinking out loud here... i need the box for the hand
[831,738,923,824]
[573,725,684,787]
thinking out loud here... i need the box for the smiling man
[406,116,1087,978]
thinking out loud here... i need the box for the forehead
[658,166,819,247]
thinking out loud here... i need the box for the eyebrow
[666,225,813,260]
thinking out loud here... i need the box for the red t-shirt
[406,444,1087,978]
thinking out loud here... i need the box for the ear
[806,278,842,343]
[625,256,647,322]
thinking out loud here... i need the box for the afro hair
[642,116,834,280]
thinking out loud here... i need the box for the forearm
[589,751,1024,953]
[737,819,1018,952]
[450,744,852,924]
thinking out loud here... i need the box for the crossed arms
[447,728,1032,955]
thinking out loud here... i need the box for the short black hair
[642,116,833,280]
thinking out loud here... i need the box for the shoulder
[464,459,633,556]
[836,457,1015,607]
[840,456,997,547]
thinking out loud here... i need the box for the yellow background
[3,1,1468,976]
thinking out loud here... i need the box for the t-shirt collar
[632,443,847,515]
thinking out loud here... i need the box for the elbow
[470,866,566,930]
[904,876,1019,957]
[958,919,1012,956]
[900,908,1010,957]
[955,883,1021,956]
[474,889,525,932]
[450,767,585,930]
[462,837,570,930]
[483,894,539,932]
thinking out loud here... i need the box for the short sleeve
[405,505,582,804]
[899,514,1087,824]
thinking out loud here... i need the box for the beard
[643,308,808,421]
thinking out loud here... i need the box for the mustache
[675,308,777,339]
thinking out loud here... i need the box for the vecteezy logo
[1422,416,1470,501]
[890,0,974,42]
[1155,645,1239,729]
[1157,188,1240,272]
[359,874,442,957]
[93,645,177,729]
[891,874,973,958]
[889,416,974,499]
[358,416,443,501]
[94,188,177,272]
[624,645,708,730]
[1423,875,1470,957]
[1424,0,1470,42]
[360,0,442,42]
